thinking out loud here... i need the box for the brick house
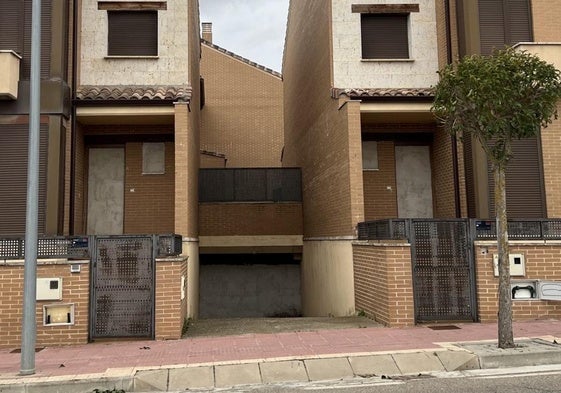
[283,0,561,322]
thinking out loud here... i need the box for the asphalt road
[175,366,561,393]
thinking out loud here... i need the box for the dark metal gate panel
[411,220,477,322]
[90,236,155,339]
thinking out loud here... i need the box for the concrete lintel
[360,102,433,114]
[199,235,303,248]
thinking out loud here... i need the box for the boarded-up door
[395,146,434,218]
[87,148,124,235]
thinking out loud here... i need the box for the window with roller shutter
[360,13,410,59]
[479,0,532,55]
[0,0,24,54]
[107,11,158,56]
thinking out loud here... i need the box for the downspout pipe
[445,0,462,218]
[69,0,78,234]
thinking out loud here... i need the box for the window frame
[106,10,159,58]
[353,3,420,61]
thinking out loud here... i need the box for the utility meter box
[538,281,561,301]
[493,253,526,277]
[36,278,62,300]
[511,280,538,300]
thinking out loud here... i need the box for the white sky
[199,0,290,73]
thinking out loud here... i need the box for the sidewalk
[1,319,560,392]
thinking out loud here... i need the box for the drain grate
[427,325,461,330]
[10,347,45,353]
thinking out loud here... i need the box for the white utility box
[43,303,74,326]
[538,281,561,301]
[493,253,525,277]
[36,278,62,300]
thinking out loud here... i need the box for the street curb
[1,338,560,392]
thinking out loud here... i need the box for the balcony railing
[199,168,302,203]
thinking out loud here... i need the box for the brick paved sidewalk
[1,320,560,379]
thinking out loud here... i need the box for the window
[478,0,532,55]
[353,4,419,60]
[361,13,409,59]
[142,143,165,174]
[107,11,158,56]
[362,141,379,170]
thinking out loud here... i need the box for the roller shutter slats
[0,124,49,236]
[361,14,409,59]
[108,11,158,56]
[0,0,24,54]
[479,0,532,55]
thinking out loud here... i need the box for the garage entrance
[199,253,301,318]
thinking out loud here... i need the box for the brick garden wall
[353,242,414,327]
[0,260,89,348]
[155,257,189,340]
[475,241,561,322]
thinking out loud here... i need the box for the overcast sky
[199,0,289,72]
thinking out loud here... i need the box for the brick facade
[531,0,561,42]
[431,127,457,218]
[124,142,175,234]
[363,141,398,220]
[200,43,283,168]
[199,203,303,236]
[0,261,89,348]
[541,103,561,217]
[353,242,414,327]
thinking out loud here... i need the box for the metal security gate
[410,220,477,322]
[90,236,155,339]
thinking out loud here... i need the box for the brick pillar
[174,102,190,236]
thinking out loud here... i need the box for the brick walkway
[1,320,560,379]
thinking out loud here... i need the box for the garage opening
[199,253,301,318]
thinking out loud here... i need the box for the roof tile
[76,85,192,101]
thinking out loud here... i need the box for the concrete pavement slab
[348,354,401,376]
[304,358,354,381]
[215,363,262,388]
[458,339,561,369]
[168,366,214,390]
[260,360,309,383]
[134,368,169,391]
[392,352,446,374]
[436,350,480,371]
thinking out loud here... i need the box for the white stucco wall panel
[331,0,439,88]
[80,0,189,86]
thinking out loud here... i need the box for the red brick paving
[1,320,560,378]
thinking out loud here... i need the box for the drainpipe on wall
[445,0,462,218]
[69,0,78,235]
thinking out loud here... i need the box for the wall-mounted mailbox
[538,281,561,301]
[36,278,62,300]
[43,303,74,326]
[511,280,538,300]
[493,253,525,277]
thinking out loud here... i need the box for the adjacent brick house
[283,0,561,319]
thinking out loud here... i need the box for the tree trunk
[495,163,514,348]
